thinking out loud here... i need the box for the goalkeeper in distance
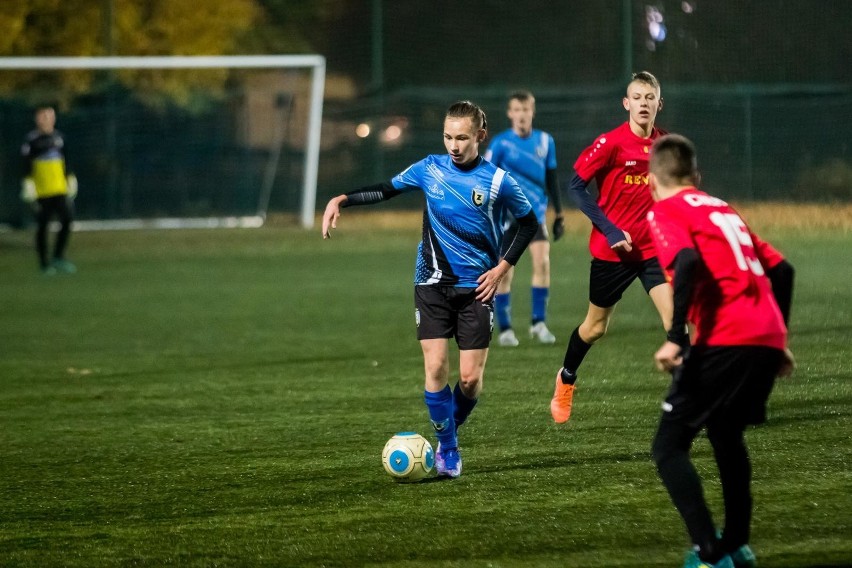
[20,104,78,275]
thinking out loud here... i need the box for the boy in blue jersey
[322,101,538,478]
[484,91,564,347]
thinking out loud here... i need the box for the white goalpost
[0,55,326,229]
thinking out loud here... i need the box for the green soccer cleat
[684,550,734,568]
[52,259,77,274]
[730,544,756,568]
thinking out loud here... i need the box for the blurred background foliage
[0,0,849,221]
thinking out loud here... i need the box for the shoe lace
[555,383,574,403]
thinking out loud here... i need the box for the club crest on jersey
[471,187,485,206]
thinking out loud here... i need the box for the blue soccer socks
[424,386,457,450]
[531,286,549,324]
[494,292,512,331]
[453,382,478,429]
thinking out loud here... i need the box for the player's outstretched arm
[322,181,404,239]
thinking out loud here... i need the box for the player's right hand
[552,216,565,241]
[321,195,346,239]
[20,177,37,203]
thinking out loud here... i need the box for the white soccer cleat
[529,321,556,344]
[498,329,519,347]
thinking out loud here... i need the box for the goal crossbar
[0,55,326,229]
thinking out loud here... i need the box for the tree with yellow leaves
[0,0,261,107]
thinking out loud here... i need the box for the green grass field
[1,211,850,567]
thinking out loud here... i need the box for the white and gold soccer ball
[381,432,435,482]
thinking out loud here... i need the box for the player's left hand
[476,260,510,302]
[610,230,633,253]
[20,177,37,203]
[654,341,683,372]
[778,347,796,377]
[552,216,565,241]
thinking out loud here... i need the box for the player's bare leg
[458,347,487,400]
[421,338,450,392]
[578,302,616,345]
[648,282,674,331]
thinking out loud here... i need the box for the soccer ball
[381,432,435,482]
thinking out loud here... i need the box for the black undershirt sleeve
[502,210,538,266]
[666,248,700,347]
[766,259,795,325]
[342,181,402,207]
[568,171,624,245]
[545,168,562,214]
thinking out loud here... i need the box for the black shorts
[414,285,493,350]
[661,345,785,429]
[500,222,548,256]
[36,195,73,226]
[588,257,666,308]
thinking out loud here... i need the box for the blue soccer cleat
[435,442,462,478]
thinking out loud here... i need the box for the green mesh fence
[0,75,308,228]
[319,86,852,207]
[2,0,851,227]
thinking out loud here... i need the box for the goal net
[0,55,325,230]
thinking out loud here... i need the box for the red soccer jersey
[574,122,665,262]
[647,188,787,349]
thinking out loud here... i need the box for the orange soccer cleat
[550,369,576,423]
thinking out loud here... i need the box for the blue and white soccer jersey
[484,129,557,224]
[391,155,532,288]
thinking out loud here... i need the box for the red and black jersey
[648,188,787,349]
[574,122,666,262]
